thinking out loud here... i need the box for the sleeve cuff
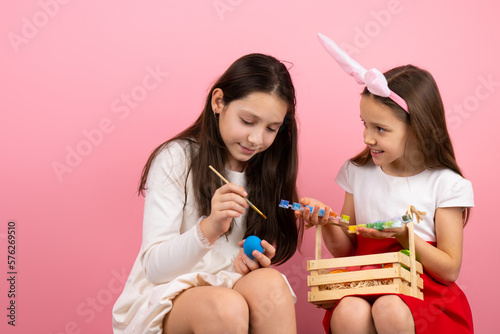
[196,217,213,249]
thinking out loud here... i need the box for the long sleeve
[143,218,211,284]
[139,141,212,284]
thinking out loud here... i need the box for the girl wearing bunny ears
[298,34,474,334]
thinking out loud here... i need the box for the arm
[398,207,464,285]
[139,147,209,284]
[297,193,357,258]
[358,206,464,285]
[322,192,357,257]
[140,144,248,284]
[143,181,248,284]
[401,174,471,284]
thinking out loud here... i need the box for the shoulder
[157,139,195,158]
[425,168,472,188]
[424,168,474,207]
[339,159,377,175]
[147,139,197,187]
[336,159,376,192]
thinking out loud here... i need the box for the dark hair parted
[351,65,470,225]
[139,53,302,264]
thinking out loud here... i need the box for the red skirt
[322,237,473,334]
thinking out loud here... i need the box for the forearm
[324,191,357,257]
[323,224,356,257]
[397,206,465,285]
[396,232,462,285]
[142,220,211,284]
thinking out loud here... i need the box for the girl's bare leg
[330,296,376,334]
[372,295,415,334]
[163,286,249,334]
[233,268,297,334]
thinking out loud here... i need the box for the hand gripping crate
[307,206,424,307]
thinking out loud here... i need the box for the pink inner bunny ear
[317,32,409,113]
[317,33,367,83]
[364,69,391,97]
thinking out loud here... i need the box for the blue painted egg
[243,235,263,260]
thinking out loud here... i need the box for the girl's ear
[211,88,224,114]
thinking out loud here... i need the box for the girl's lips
[240,144,256,155]
[370,148,384,157]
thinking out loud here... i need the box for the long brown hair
[139,53,302,264]
[352,65,470,225]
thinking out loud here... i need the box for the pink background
[2,1,498,333]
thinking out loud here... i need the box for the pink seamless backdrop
[2,1,498,333]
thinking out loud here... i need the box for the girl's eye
[241,118,253,125]
[377,127,385,133]
[267,127,278,133]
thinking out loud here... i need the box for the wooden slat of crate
[309,283,406,303]
[308,270,424,290]
[308,281,423,304]
[307,207,424,304]
[309,226,323,301]
[400,281,424,300]
[308,267,423,289]
[309,267,398,285]
[308,252,423,274]
[398,267,424,288]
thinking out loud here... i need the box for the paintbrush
[208,165,267,219]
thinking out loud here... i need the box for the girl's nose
[363,129,376,146]
[248,129,264,146]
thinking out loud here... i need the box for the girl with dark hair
[113,53,302,333]
[300,35,474,334]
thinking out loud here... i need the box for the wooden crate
[307,207,424,306]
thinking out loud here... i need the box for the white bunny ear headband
[317,33,409,113]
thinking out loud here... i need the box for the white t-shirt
[335,160,474,242]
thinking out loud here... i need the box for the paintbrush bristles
[208,165,267,219]
[245,198,268,219]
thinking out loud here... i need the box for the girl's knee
[209,289,249,320]
[254,268,289,289]
[238,268,296,331]
[372,295,410,318]
[165,287,249,333]
[244,268,293,303]
[334,296,371,317]
[193,288,249,332]
[331,297,375,333]
[372,295,414,332]
[204,289,249,332]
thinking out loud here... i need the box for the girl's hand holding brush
[200,183,249,245]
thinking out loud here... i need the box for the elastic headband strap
[318,33,409,113]
[388,91,408,112]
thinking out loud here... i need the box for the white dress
[113,140,254,333]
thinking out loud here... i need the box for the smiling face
[212,89,287,172]
[360,95,423,176]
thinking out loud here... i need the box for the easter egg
[243,235,263,260]
[329,269,349,274]
[399,249,410,270]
